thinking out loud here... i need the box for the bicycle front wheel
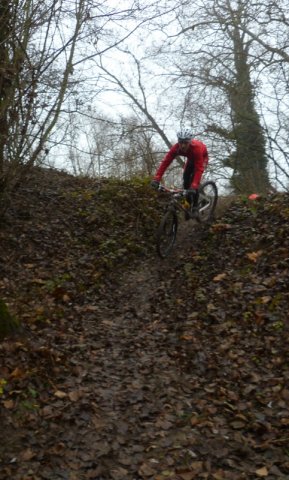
[156,209,178,258]
[198,181,218,223]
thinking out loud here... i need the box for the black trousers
[183,162,199,207]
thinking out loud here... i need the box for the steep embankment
[0,169,289,480]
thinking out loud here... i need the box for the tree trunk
[0,0,11,177]
[228,21,271,193]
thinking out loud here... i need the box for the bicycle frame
[158,185,197,220]
[155,181,218,258]
[158,182,218,221]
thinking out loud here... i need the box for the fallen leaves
[10,367,26,379]
[138,462,157,477]
[3,399,14,409]
[246,250,263,262]
[210,223,233,233]
[20,448,36,461]
[53,389,83,402]
[255,466,269,477]
[54,390,67,399]
[68,389,82,402]
[212,272,227,282]
[1,174,289,480]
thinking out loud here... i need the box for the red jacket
[154,139,208,189]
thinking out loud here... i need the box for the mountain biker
[151,129,208,217]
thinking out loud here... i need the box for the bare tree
[0,0,156,213]
[0,0,90,212]
[65,107,162,179]
[161,0,271,193]
[114,116,162,178]
[86,0,288,192]
[233,0,289,65]
[14,0,282,194]
[237,0,289,188]
[211,1,271,192]
[78,49,189,181]
[96,53,173,149]
[173,0,289,191]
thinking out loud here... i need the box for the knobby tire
[156,209,178,259]
[198,181,218,224]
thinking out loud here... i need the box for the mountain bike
[155,181,218,258]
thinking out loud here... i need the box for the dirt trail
[61,220,210,479]
[3,181,289,480]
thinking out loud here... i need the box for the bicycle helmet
[177,129,193,142]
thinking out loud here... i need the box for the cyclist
[151,129,208,217]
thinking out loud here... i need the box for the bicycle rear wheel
[156,209,178,258]
[198,181,218,223]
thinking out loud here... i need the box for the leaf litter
[0,169,289,479]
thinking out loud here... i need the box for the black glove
[151,179,160,190]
